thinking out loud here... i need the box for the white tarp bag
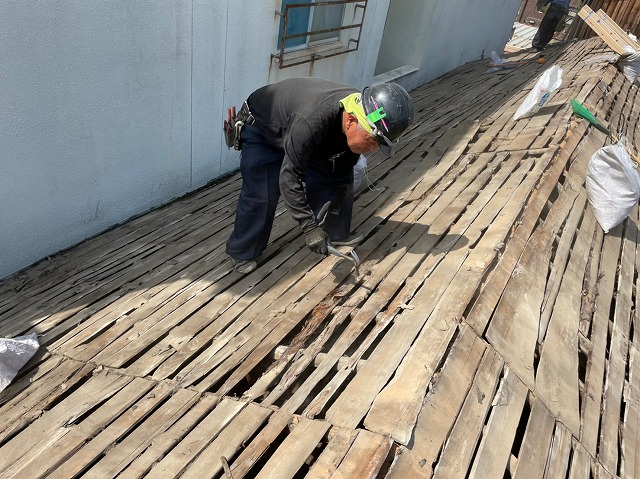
[618,51,640,86]
[586,142,640,233]
[513,64,563,120]
[353,154,367,192]
[0,333,39,393]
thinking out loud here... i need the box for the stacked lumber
[578,5,640,54]
[570,0,640,40]
[0,38,639,478]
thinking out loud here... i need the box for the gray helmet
[361,82,414,155]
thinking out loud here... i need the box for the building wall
[376,0,522,92]
[0,0,521,279]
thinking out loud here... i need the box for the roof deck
[1,38,638,478]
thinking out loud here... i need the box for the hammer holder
[223,101,255,150]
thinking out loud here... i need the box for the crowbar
[316,201,361,275]
[327,244,360,276]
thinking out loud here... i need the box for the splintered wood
[1,37,639,478]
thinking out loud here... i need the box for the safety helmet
[361,82,414,156]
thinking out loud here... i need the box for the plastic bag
[585,142,640,233]
[490,51,507,65]
[0,333,39,393]
[353,154,367,192]
[513,64,563,120]
[618,51,640,86]
[487,51,515,73]
[584,53,619,65]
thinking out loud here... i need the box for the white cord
[364,164,384,191]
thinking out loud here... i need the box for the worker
[223,78,414,274]
[532,0,570,52]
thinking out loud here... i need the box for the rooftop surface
[1,37,638,478]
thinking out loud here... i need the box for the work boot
[331,233,363,247]
[232,258,257,274]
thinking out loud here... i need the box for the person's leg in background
[532,4,565,51]
[226,124,284,270]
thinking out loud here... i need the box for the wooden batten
[578,5,640,55]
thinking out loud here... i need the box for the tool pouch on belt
[223,101,255,150]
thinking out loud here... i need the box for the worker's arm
[328,157,355,212]
[279,116,318,232]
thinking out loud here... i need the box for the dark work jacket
[549,0,569,8]
[247,78,359,231]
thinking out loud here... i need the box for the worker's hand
[305,227,328,255]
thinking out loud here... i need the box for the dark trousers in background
[226,124,353,261]
[532,4,568,51]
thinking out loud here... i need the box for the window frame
[275,0,367,69]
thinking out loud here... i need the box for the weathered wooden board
[467,368,529,479]
[535,192,594,437]
[431,347,503,478]
[545,423,573,479]
[599,213,637,475]
[385,325,487,478]
[48,384,198,479]
[512,397,556,479]
[581,221,622,458]
[305,427,359,478]
[569,439,592,479]
[0,371,142,477]
[623,341,640,479]
[327,429,393,479]
[484,146,588,390]
[252,417,331,479]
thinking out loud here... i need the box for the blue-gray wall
[0,0,520,279]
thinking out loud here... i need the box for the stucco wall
[1,0,519,279]
[377,0,522,92]
[1,1,195,278]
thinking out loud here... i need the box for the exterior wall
[376,0,523,92]
[1,1,196,279]
[1,0,521,279]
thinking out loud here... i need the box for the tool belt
[223,101,255,150]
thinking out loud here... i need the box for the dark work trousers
[226,124,353,261]
[532,4,568,50]
[226,124,284,261]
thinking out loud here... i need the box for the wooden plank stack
[569,0,640,41]
[0,37,639,477]
[578,5,640,55]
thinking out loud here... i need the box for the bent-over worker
[224,77,414,274]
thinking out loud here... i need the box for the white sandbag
[513,64,563,120]
[353,154,367,192]
[585,142,640,233]
[618,51,640,86]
